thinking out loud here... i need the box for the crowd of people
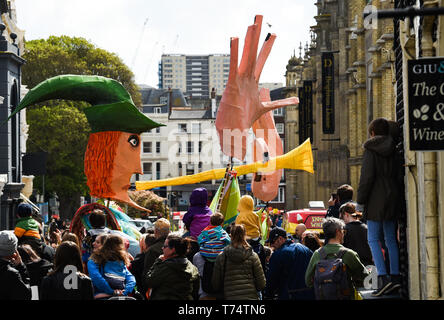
[0,117,402,301]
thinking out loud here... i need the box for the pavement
[358,288,402,300]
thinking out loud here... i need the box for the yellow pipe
[136,138,314,190]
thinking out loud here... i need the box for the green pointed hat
[10,74,164,133]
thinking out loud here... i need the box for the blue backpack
[313,247,352,300]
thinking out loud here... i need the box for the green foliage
[27,102,90,199]
[22,36,142,218]
[22,36,142,106]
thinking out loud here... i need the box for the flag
[256,207,269,245]
[210,177,241,229]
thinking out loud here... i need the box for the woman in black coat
[17,244,53,291]
[40,241,94,300]
[340,203,373,267]
[357,118,401,297]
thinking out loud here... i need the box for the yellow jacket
[235,195,261,239]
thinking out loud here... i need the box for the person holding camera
[0,231,32,300]
[326,184,354,219]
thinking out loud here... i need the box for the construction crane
[131,18,149,71]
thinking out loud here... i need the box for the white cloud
[15,0,316,87]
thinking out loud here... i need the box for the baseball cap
[267,227,287,244]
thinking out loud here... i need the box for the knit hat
[0,231,18,257]
[17,203,33,218]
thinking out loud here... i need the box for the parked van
[283,202,327,236]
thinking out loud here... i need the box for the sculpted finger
[259,87,271,103]
[255,33,276,83]
[239,15,262,77]
[261,97,299,113]
[227,37,239,84]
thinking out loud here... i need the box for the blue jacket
[265,240,315,300]
[87,259,136,297]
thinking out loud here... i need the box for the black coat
[26,258,53,288]
[129,252,146,294]
[40,270,94,300]
[19,236,55,263]
[343,221,373,266]
[0,259,31,300]
[143,236,166,277]
[357,135,401,221]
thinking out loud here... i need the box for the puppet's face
[109,132,144,206]
[85,131,149,212]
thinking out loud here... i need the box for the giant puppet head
[9,75,164,211]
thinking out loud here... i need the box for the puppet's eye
[128,135,139,147]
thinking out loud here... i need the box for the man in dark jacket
[264,227,314,300]
[326,184,354,219]
[129,233,156,296]
[143,218,170,280]
[0,231,31,300]
[357,117,401,297]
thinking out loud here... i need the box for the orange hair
[84,131,122,198]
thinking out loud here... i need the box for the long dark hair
[52,241,84,274]
[92,234,129,266]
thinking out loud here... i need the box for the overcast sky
[15,0,317,87]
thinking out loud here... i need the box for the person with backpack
[193,212,231,299]
[263,227,314,300]
[305,217,369,300]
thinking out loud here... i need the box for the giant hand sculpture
[215,15,299,160]
[251,88,283,202]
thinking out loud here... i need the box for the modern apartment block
[158,54,230,100]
